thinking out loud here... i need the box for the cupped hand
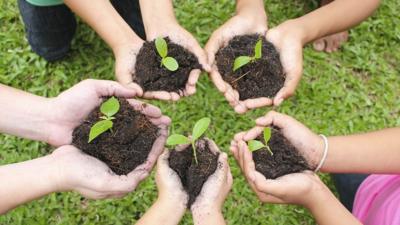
[46,79,136,146]
[143,22,209,101]
[52,145,148,199]
[191,139,233,213]
[266,20,305,106]
[205,13,270,114]
[155,149,188,207]
[231,139,327,207]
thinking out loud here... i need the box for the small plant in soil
[88,97,120,143]
[155,37,179,71]
[251,127,311,179]
[248,127,273,156]
[166,117,211,164]
[233,39,262,72]
[72,98,160,175]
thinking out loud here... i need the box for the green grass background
[1,0,399,224]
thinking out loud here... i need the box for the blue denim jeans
[332,173,369,212]
[18,0,145,62]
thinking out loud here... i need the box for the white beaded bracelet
[314,134,328,173]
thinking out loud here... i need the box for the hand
[231,139,329,208]
[191,140,232,218]
[45,79,136,146]
[155,149,188,209]
[114,41,146,96]
[51,145,148,199]
[143,22,209,101]
[205,10,268,114]
[265,20,305,106]
[233,110,324,169]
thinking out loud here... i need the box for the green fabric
[26,0,63,6]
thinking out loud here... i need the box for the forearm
[0,155,59,214]
[193,208,226,225]
[322,127,400,173]
[136,198,185,225]
[139,0,177,39]
[64,0,143,53]
[0,84,52,142]
[292,0,380,44]
[308,187,361,225]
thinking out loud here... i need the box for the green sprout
[248,127,273,156]
[233,39,263,71]
[155,37,179,71]
[166,117,211,164]
[88,97,120,143]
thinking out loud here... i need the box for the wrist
[270,19,308,46]
[156,197,186,217]
[303,178,333,210]
[112,35,144,57]
[40,154,65,194]
[192,206,223,224]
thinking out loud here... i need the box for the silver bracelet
[314,134,328,173]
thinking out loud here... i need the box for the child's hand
[205,12,268,114]
[191,140,232,224]
[155,149,189,209]
[51,145,148,199]
[231,140,329,208]
[265,20,305,106]
[238,111,325,170]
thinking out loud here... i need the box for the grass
[0,0,399,224]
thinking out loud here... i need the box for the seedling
[233,39,262,71]
[248,127,273,156]
[155,37,179,71]
[166,117,211,164]
[88,97,120,143]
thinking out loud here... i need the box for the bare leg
[313,0,349,53]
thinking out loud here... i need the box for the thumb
[86,79,136,98]
[106,169,148,193]
[156,149,171,177]
[204,31,224,66]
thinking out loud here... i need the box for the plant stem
[231,70,251,83]
[192,142,199,165]
[266,146,274,156]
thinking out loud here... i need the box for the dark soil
[72,98,159,175]
[134,37,202,93]
[169,138,219,207]
[252,127,311,179]
[215,34,285,100]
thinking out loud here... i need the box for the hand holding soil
[132,23,208,101]
[72,98,170,176]
[51,145,148,199]
[46,79,137,147]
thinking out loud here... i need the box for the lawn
[1,0,399,224]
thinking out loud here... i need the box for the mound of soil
[169,138,219,207]
[215,34,285,100]
[134,37,202,93]
[72,98,159,175]
[252,127,310,179]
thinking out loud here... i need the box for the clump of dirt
[252,127,310,179]
[215,34,285,100]
[168,138,219,207]
[72,98,159,175]
[134,37,202,93]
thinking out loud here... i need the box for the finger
[86,79,137,98]
[157,149,170,174]
[312,39,325,52]
[144,131,168,170]
[243,126,264,141]
[175,143,191,152]
[234,132,246,142]
[234,101,248,114]
[243,97,273,109]
[126,99,162,118]
[204,138,221,155]
[115,72,144,96]
[106,169,149,193]
[230,140,240,162]
[204,30,224,66]
[273,71,301,106]
[255,110,295,130]
[238,141,247,172]
[185,69,201,96]
[210,68,227,93]
[143,91,173,101]
[212,152,229,180]
[326,38,334,53]
[242,143,256,182]
[187,38,211,72]
[253,171,286,197]
[149,115,172,127]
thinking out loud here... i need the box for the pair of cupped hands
[114,11,304,113]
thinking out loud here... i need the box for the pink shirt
[353,175,400,225]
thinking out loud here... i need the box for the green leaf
[248,140,265,152]
[233,56,252,71]
[162,57,179,71]
[88,120,113,143]
[192,117,211,141]
[100,97,120,117]
[155,37,168,58]
[263,127,272,144]
[166,134,191,146]
[254,39,262,59]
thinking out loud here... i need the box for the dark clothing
[18,0,145,62]
[332,173,369,212]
